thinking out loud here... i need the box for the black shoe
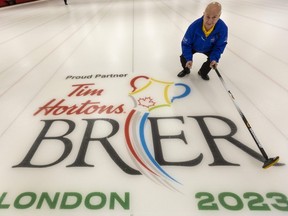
[198,70,210,80]
[177,68,190,77]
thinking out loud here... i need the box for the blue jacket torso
[181,17,228,62]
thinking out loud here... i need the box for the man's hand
[210,60,218,68]
[185,61,193,69]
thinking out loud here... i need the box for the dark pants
[180,53,212,76]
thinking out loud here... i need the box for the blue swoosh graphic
[139,112,181,184]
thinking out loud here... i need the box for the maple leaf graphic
[138,97,156,108]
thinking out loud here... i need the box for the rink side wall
[0,0,37,7]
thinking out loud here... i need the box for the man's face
[203,8,221,30]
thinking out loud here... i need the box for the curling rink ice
[0,0,288,215]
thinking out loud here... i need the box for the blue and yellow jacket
[181,16,228,62]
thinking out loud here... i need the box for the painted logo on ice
[124,76,191,189]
